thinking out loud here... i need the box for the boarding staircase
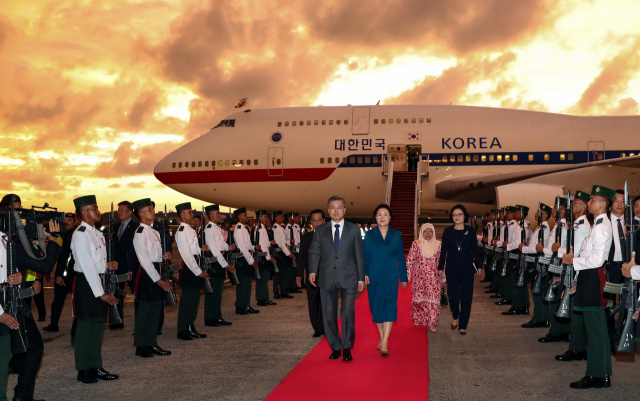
[385,160,421,250]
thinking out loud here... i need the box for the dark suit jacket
[297,230,314,278]
[152,220,173,254]
[113,219,140,274]
[55,229,76,284]
[308,221,365,290]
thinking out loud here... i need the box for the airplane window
[344,120,348,125]
[322,120,326,125]
[254,159,258,165]
[320,158,324,164]
[343,157,347,163]
[285,121,289,127]
[198,161,202,167]
[473,155,478,162]
[357,157,363,163]
[621,153,626,157]
[232,160,237,166]
[457,155,463,162]
[528,154,534,161]
[598,153,603,160]
[505,155,510,162]
[489,155,495,162]
[277,159,281,165]
[560,154,565,161]
[333,157,338,163]
[228,119,235,127]
[373,157,379,163]
[239,160,243,166]
[185,160,188,167]
[225,160,230,166]
[211,160,215,166]
[568,153,573,161]
[292,121,297,126]
[219,161,223,166]
[327,157,332,164]
[365,157,371,163]
[497,155,502,162]
[192,162,195,167]
[329,120,334,125]
[427,118,431,123]
[172,162,176,168]
[544,154,549,161]
[278,122,282,127]
[337,120,341,125]
[178,162,182,168]
[314,120,319,125]
[442,156,448,162]
[411,118,416,123]
[419,118,424,123]
[481,155,486,162]
[307,120,311,126]
[205,161,209,167]
[465,155,470,162]
[450,155,455,162]
[299,121,303,126]
[350,157,355,163]
[374,119,378,124]
[247,160,251,166]
[381,119,386,124]
[396,119,401,124]
[404,118,409,124]
[513,155,518,161]
[389,118,393,124]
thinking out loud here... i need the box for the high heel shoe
[377,344,381,351]
[460,330,467,335]
[381,349,389,357]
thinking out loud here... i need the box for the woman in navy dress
[438,204,482,335]
[364,204,408,356]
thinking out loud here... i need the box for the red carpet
[266,283,429,400]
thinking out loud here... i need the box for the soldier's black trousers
[7,318,44,400]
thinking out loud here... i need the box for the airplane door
[352,107,370,135]
[588,141,605,162]
[268,147,283,177]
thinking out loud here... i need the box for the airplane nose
[154,156,165,183]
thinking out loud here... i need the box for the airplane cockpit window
[213,119,236,129]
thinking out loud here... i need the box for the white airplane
[154,105,640,217]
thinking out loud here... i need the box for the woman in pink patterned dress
[407,223,442,332]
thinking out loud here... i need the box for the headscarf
[418,223,440,258]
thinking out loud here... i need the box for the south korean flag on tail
[407,132,421,141]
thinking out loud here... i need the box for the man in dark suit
[296,209,326,337]
[111,200,139,329]
[309,196,365,361]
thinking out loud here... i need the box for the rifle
[499,208,510,278]
[267,224,280,274]
[160,205,179,306]
[488,210,502,272]
[198,206,214,294]
[4,197,36,353]
[605,181,638,352]
[481,215,491,267]
[103,202,129,326]
[288,221,298,269]
[532,203,548,295]
[225,226,241,285]
[544,197,563,303]
[516,206,528,287]
[250,219,262,280]
[555,191,574,319]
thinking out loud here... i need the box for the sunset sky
[1,0,639,213]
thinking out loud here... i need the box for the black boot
[77,370,98,384]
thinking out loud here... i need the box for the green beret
[293,212,299,217]
[205,205,219,213]
[272,210,283,217]
[285,212,294,218]
[131,198,153,210]
[505,206,516,212]
[516,205,529,213]
[176,202,192,213]
[591,185,616,201]
[574,190,590,203]
[540,203,552,215]
[233,207,247,216]
[555,196,568,207]
[73,195,97,208]
[255,210,267,217]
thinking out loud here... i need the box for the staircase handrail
[415,160,421,240]
[385,159,394,205]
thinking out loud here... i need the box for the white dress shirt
[610,214,625,262]
[574,213,612,272]
[507,220,525,251]
[132,223,162,283]
[272,224,291,256]
[558,215,591,258]
[256,226,272,260]
[175,222,202,276]
[204,223,229,268]
[233,223,255,265]
[71,221,107,298]
[522,221,549,254]
[543,219,567,257]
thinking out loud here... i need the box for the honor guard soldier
[605,189,626,349]
[562,185,615,389]
[253,210,277,307]
[233,208,260,315]
[203,204,234,327]
[175,202,209,341]
[503,205,530,316]
[285,213,302,294]
[521,203,552,328]
[70,195,120,384]
[150,201,172,335]
[480,212,493,283]
[272,211,296,299]
[555,190,591,361]
[495,206,517,306]
[489,209,506,298]
[131,199,172,358]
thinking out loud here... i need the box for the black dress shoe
[177,331,193,341]
[265,300,277,305]
[247,307,260,314]
[504,307,528,315]
[538,334,562,343]
[521,320,545,328]
[489,294,503,299]
[281,293,294,299]
[556,350,586,361]
[205,319,221,327]
[77,370,98,384]
[150,346,171,356]
[235,307,248,315]
[188,325,207,338]
[109,323,124,330]
[273,294,283,299]
[90,368,119,380]
[216,319,232,326]
[257,300,268,306]
[570,375,611,389]
[329,350,341,359]
[495,300,512,306]
[312,331,325,338]
[135,346,154,358]
[342,349,353,361]
[42,324,59,332]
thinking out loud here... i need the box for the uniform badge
[78,226,86,232]
[596,218,603,225]
[136,226,144,234]
[178,226,185,232]
[596,187,600,192]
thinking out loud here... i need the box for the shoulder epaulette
[136,226,144,234]
[595,218,603,225]
[178,226,185,232]
[78,226,86,232]
[207,224,212,229]
[577,220,584,225]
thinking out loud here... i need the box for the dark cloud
[127,91,159,128]
[93,141,179,178]
[8,97,64,124]
[0,17,10,51]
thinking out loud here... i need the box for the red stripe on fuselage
[154,168,336,184]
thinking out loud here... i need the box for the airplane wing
[435,154,640,203]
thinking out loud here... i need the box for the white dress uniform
[233,223,255,265]
[175,222,202,277]
[522,221,550,254]
[132,223,162,283]
[71,221,107,298]
[543,219,567,258]
[204,223,229,268]
[272,224,291,256]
